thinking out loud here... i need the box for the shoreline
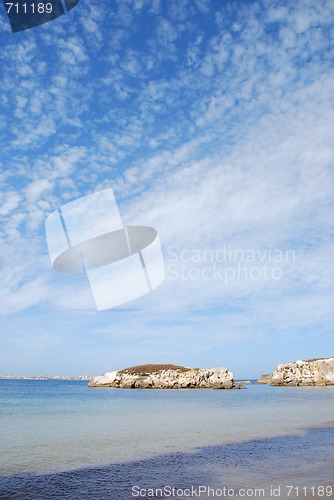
[1,427,334,499]
[1,421,334,479]
[2,381,334,479]
[2,379,334,500]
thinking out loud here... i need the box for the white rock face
[257,357,334,386]
[88,365,235,389]
[88,371,118,386]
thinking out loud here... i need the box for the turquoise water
[1,379,334,478]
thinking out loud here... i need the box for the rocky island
[88,364,237,389]
[257,357,334,386]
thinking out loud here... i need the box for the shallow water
[1,379,334,479]
[1,429,334,499]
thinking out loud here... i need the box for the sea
[1,379,334,499]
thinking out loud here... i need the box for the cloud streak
[0,0,333,375]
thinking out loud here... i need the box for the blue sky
[0,0,334,378]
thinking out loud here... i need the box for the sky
[0,0,334,379]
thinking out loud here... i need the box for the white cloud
[25,179,53,202]
[0,0,333,373]
[0,191,21,216]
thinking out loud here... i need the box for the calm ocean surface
[1,380,334,498]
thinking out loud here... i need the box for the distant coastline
[0,375,90,380]
[2,356,334,386]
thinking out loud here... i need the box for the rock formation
[257,357,334,386]
[88,363,234,389]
